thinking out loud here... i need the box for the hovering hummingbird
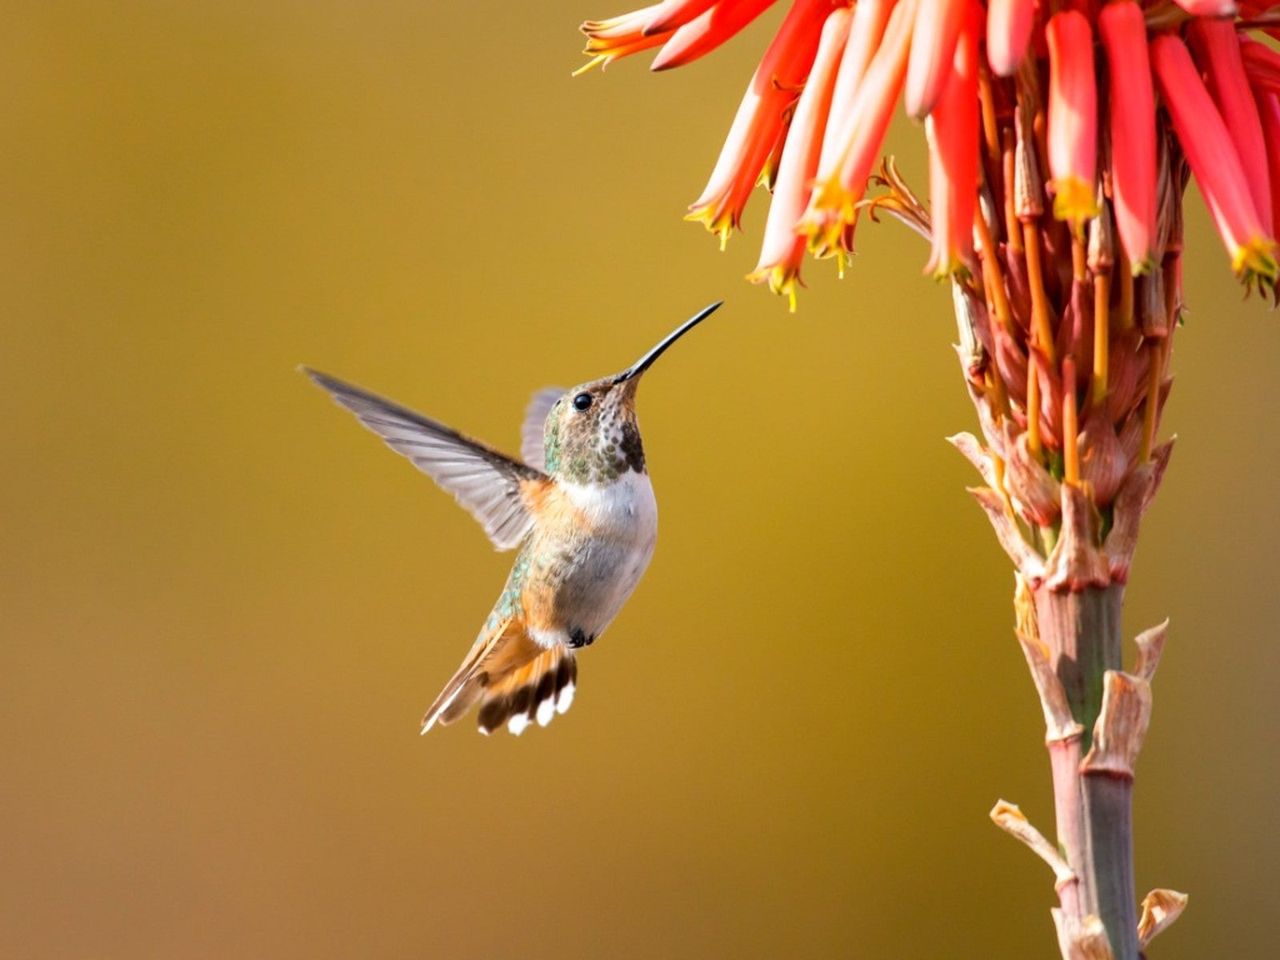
[304,301,721,736]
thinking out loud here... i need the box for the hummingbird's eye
[572,392,593,411]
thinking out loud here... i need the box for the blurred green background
[3,3,1278,957]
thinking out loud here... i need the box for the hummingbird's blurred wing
[520,386,564,470]
[304,369,548,550]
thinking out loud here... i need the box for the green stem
[1033,583,1135,960]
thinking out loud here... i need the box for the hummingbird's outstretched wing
[304,369,548,550]
[520,387,564,470]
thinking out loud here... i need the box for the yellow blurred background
[3,3,1278,957]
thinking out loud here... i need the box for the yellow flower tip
[746,264,802,311]
[1233,237,1280,282]
[572,54,609,77]
[1051,177,1101,225]
[1129,254,1158,277]
[684,203,736,250]
[926,255,971,283]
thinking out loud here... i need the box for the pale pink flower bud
[748,7,851,308]
[1045,11,1099,225]
[1151,34,1279,281]
[1188,19,1273,235]
[905,0,967,119]
[924,6,979,279]
[1098,2,1158,273]
[685,0,829,244]
[986,0,1035,78]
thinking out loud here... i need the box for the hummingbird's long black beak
[613,301,723,384]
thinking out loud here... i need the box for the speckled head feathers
[540,301,721,485]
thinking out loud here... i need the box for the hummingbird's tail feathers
[419,618,575,736]
[476,646,577,737]
[419,616,525,734]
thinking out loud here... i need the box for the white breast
[540,472,658,644]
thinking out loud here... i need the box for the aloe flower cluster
[577,1,1280,957]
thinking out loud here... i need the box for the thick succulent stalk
[939,55,1189,960]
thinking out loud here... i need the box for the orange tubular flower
[1045,11,1099,227]
[1098,2,1157,273]
[642,0,719,35]
[1152,34,1278,281]
[748,7,851,308]
[924,6,979,278]
[986,0,1034,77]
[1189,18,1274,235]
[819,0,895,169]
[578,7,673,74]
[800,0,917,257]
[685,0,829,246]
[905,0,967,119]
[651,0,776,71]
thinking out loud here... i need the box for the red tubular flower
[1045,11,1099,226]
[986,0,1034,77]
[817,0,896,177]
[642,0,720,35]
[651,0,776,71]
[905,0,967,119]
[579,7,673,74]
[748,8,851,307]
[799,0,917,256]
[1152,34,1278,281]
[1255,90,1280,240]
[925,6,979,278]
[1098,2,1158,273]
[1171,0,1237,13]
[685,0,829,246]
[1242,38,1280,94]
[1189,18,1273,235]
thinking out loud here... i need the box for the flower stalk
[569,1,1280,954]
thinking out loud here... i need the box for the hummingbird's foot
[568,628,596,649]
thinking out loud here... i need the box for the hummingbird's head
[541,301,721,484]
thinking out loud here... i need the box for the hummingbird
[303,301,721,736]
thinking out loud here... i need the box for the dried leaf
[1137,888,1189,948]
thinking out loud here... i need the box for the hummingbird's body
[305,302,718,736]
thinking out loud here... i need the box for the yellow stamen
[572,55,608,77]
